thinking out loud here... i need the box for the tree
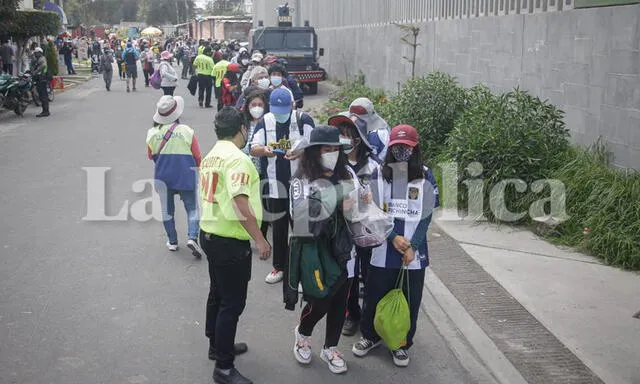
[394,23,420,79]
[146,0,196,26]
[44,39,59,76]
[0,10,60,73]
[0,0,20,16]
[203,0,245,16]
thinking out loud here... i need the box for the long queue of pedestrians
[144,41,439,384]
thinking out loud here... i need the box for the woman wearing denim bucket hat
[352,124,439,367]
[286,125,357,374]
[146,95,204,258]
[328,112,380,337]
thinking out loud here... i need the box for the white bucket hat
[349,97,390,133]
[153,95,185,125]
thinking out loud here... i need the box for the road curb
[423,267,528,384]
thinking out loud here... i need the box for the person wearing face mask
[328,113,380,337]
[352,125,440,368]
[234,66,271,110]
[199,107,272,384]
[240,51,263,90]
[268,63,303,109]
[242,90,270,239]
[286,125,356,374]
[250,87,314,286]
[349,98,391,161]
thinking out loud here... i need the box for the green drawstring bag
[374,267,411,350]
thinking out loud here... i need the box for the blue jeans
[159,188,199,244]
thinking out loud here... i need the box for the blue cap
[269,87,292,115]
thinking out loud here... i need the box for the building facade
[254,0,640,169]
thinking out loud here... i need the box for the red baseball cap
[388,125,419,147]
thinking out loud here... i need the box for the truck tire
[307,82,318,95]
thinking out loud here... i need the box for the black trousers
[346,247,372,323]
[2,64,12,74]
[143,68,153,86]
[161,86,175,96]
[198,74,212,106]
[117,62,124,78]
[299,277,350,348]
[265,198,290,272]
[360,266,425,349]
[214,84,223,111]
[201,232,252,370]
[36,80,49,113]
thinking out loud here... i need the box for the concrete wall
[254,1,640,169]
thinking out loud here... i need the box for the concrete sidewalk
[429,211,640,384]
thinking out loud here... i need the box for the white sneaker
[293,325,312,364]
[265,270,284,284]
[186,238,203,258]
[166,241,178,251]
[320,347,348,374]
[391,348,410,367]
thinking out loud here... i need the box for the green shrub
[321,72,388,124]
[550,143,640,269]
[45,39,59,76]
[445,87,569,223]
[383,72,467,163]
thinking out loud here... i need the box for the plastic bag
[374,268,410,350]
[345,192,394,249]
[150,68,162,89]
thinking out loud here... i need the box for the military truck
[251,3,326,94]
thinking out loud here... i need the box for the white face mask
[257,78,271,89]
[321,151,340,171]
[249,106,264,119]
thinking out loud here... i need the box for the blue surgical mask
[270,76,283,87]
[274,113,291,124]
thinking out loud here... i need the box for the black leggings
[299,278,351,348]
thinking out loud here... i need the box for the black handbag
[187,74,198,96]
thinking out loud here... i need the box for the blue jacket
[122,47,139,65]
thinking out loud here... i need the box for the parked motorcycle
[0,72,34,116]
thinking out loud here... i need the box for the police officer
[32,47,49,118]
[199,107,271,384]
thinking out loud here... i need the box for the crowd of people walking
[5,33,440,384]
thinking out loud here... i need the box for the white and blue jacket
[370,166,440,270]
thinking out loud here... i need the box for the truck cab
[251,4,326,94]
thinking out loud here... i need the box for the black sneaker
[352,337,381,357]
[199,101,203,107]
[391,348,410,367]
[36,112,50,117]
[342,319,359,336]
[213,367,253,384]
[209,342,249,360]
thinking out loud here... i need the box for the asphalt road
[0,73,476,384]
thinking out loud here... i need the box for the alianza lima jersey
[370,166,439,270]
